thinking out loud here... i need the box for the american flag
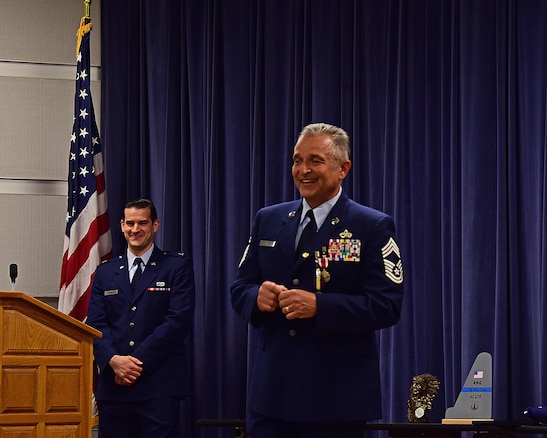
[58,19,112,321]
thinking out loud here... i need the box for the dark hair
[123,198,158,222]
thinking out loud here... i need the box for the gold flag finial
[84,0,91,18]
[76,0,93,58]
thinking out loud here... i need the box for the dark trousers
[247,409,366,438]
[98,397,181,438]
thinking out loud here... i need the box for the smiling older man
[231,123,404,438]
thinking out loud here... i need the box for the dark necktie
[296,209,317,258]
[131,258,143,291]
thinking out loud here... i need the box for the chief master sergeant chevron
[87,198,195,438]
[231,123,404,438]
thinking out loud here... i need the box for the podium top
[0,291,101,338]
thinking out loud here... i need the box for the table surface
[365,421,547,433]
[196,419,547,434]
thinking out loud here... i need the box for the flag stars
[70,152,76,161]
[65,206,76,222]
[79,108,89,119]
[79,69,88,81]
[71,133,76,143]
[80,186,89,196]
[79,89,88,99]
[79,167,90,177]
[80,147,90,157]
[79,128,89,138]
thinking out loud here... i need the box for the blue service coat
[231,193,404,422]
[86,246,195,402]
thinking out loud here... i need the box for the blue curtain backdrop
[100,0,547,436]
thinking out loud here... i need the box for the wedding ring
[284,306,290,314]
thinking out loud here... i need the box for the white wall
[0,0,101,302]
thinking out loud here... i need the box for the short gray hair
[298,123,350,162]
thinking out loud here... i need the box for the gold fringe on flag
[76,16,93,58]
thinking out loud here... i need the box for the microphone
[9,264,18,291]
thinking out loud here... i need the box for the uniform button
[129,322,135,328]
[129,340,135,347]
[292,279,300,286]
[131,306,137,311]
[289,330,296,337]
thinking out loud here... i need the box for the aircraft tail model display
[443,352,493,424]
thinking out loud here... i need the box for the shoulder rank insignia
[382,237,403,284]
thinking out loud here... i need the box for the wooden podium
[0,291,101,438]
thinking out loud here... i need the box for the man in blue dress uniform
[231,123,404,438]
[87,199,195,437]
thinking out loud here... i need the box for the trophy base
[442,418,494,425]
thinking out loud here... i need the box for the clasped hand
[109,354,143,386]
[257,280,317,319]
